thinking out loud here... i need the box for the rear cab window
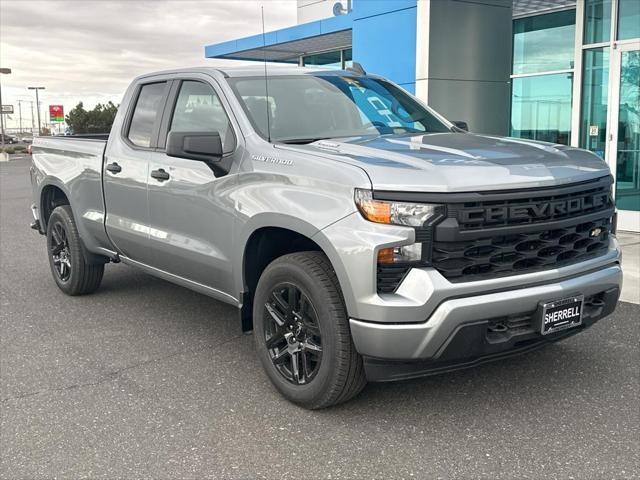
[127,82,168,148]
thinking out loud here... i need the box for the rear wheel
[46,205,104,295]
[253,251,366,409]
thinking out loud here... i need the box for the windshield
[228,75,451,143]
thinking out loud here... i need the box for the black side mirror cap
[166,131,228,176]
[452,121,469,132]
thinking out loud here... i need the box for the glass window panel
[128,82,167,148]
[580,47,610,158]
[510,73,573,145]
[170,81,234,153]
[513,10,576,75]
[584,0,612,44]
[614,50,640,211]
[303,50,342,69]
[229,76,450,142]
[618,0,640,40]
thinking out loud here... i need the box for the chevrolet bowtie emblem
[590,227,603,237]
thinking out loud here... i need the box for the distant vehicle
[30,66,622,408]
[0,134,17,144]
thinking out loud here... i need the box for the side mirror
[166,131,228,176]
[452,121,469,132]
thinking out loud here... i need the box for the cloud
[0,0,296,130]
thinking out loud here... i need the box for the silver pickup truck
[30,66,622,409]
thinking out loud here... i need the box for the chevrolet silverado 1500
[30,66,622,408]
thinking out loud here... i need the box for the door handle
[106,162,122,174]
[150,168,170,181]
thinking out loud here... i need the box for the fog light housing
[377,243,423,264]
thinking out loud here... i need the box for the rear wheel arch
[40,184,70,231]
[39,183,108,265]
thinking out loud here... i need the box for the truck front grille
[374,176,615,290]
[451,179,613,231]
[431,177,614,282]
[432,216,611,281]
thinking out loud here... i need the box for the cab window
[128,82,167,148]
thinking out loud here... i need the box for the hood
[284,133,610,192]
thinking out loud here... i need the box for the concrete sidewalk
[619,231,640,304]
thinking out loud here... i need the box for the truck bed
[45,134,110,141]
[31,135,111,255]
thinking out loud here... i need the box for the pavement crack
[1,334,244,403]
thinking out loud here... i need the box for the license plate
[541,295,584,335]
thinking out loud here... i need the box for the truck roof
[135,64,370,81]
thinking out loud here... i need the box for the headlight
[355,189,443,266]
[354,189,440,227]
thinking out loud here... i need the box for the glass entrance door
[608,41,640,232]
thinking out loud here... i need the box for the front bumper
[350,264,621,381]
[317,211,623,381]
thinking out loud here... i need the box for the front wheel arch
[239,219,358,325]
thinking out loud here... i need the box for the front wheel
[253,251,366,409]
[46,205,104,295]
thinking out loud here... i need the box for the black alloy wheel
[263,283,323,385]
[45,205,105,295]
[253,251,367,409]
[48,220,72,282]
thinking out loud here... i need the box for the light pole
[0,68,11,151]
[17,100,23,134]
[28,86,45,135]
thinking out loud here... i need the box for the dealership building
[205,0,639,231]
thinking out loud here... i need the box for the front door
[608,41,640,232]
[146,77,241,296]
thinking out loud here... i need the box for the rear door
[146,76,242,294]
[103,80,169,263]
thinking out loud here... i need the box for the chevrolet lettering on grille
[460,192,613,225]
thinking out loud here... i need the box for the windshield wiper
[279,137,333,145]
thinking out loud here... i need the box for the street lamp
[28,86,45,135]
[0,68,11,151]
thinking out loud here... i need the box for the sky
[0,0,297,132]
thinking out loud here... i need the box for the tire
[253,251,366,409]
[46,205,104,295]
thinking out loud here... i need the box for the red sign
[49,105,64,122]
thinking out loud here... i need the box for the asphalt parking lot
[1,158,639,479]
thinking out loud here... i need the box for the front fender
[311,212,413,318]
